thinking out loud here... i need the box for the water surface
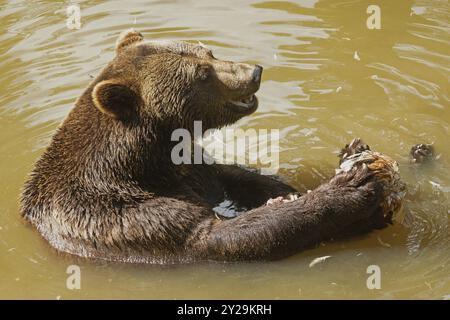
[0,0,449,299]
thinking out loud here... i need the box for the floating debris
[410,6,426,16]
[28,258,39,264]
[353,51,361,61]
[377,236,392,248]
[429,181,441,189]
[309,255,332,268]
[428,180,449,192]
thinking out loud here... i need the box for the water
[0,0,449,299]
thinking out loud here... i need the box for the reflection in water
[0,0,448,299]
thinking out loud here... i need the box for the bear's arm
[187,167,386,261]
[214,164,298,208]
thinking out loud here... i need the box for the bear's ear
[116,29,144,53]
[92,80,141,120]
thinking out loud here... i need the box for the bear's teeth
[231,100,250,108]
[230,95,255,109]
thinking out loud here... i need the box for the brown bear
[20,30,395,263]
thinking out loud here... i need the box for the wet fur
[21,30,387,263]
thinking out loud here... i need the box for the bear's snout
[252,65,263,84]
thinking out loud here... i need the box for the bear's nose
[252,65,263,83]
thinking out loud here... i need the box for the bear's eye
[197,65,211,81]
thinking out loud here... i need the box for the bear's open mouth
[228,94,258,114]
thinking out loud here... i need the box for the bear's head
[92,29,263,132]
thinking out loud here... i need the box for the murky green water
[0,0,449,299]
